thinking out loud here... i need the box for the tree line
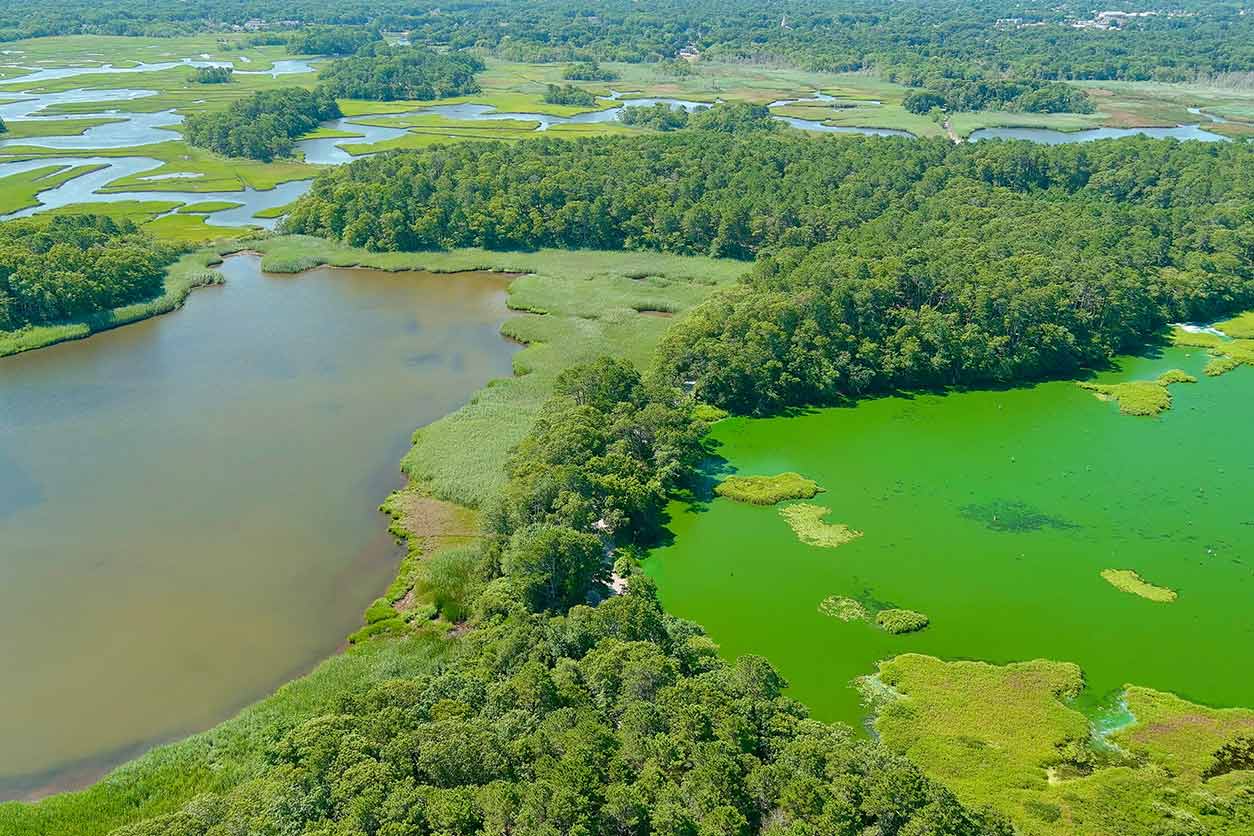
[282,130,1254,413]
[108,357,1012,836]
[316,42,483,100]
[183,41,483,161]
[3,0,1253,83]
[903,79,1095,114]
[0,215,178,331]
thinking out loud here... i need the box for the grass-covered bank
[865,654,1254,836]
[0,634,447,836]
[248,235,747,508]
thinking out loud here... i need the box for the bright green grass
[1218,312,1254,339]
[0,633,446,836]
[0,117,125,139]
[2,140,322,192]
[714,472,821,505]
[1078,379,1172,415]
[868,654,1254,835]
[1114,687,1254,779]
[1100,569,1177,602]
[875,608,929,634]
[141,213,253,243]
[0,163,106,214]
[46,200,182,222]
[0,250,223,357]
[946,109,1105,137]
[779,503,863,548]
[246,236,746,507]
[251,201,296,219]
[176,200,243,214]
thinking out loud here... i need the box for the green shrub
[1156,368,1197,385]
[876,608,930,634]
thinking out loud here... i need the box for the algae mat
[646,348,1254,726]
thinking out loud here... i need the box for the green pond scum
[647,347,1254,728]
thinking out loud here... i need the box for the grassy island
[714,472,821,505]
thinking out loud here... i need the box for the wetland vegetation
[4,3,1254,834]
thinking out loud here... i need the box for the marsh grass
[1078,380,1171,415]
[247,237,746,508]
[1217,311,1254,339]
[779,503,862,548]
[714,472,821,505]
[1100,568,1177,602]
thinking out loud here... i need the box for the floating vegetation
[781,503,862,547]
[960,500,1075,533]
[876,608,930,634]
[1077,369,1195,416]
[1078,380,1171,416]
[818,595,868,621]
[1154,368,1197,385]
[1101,568,1177,603]
[716,472,821,505]
[1205,355,1242,377]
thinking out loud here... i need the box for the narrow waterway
[0,255,521,799]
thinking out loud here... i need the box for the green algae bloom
[818,595,868,621]
[876,608,930,634]
[780,503,862,548]
[715,472,821,505]
[1101,568,1177,602]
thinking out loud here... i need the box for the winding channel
[0,58,1233,227]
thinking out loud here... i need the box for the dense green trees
[562,60,617,81]
[542,83,598,107]
[618,103,691,131]
[190,65,231,83]
[0,215,177,330]
[183,87,340,161]
[286,25,377,56]
[105,358,1010,836]
[317,43,483,101]
[3,0,1253,82]
[284,131,1254,411]
[903,79,1094,114]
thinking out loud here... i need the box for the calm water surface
[648,350,1254,727]
[0,255,519,798]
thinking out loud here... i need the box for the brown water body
[0,255,520,799]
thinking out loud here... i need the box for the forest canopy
[0,215,178,331]
[317,43,483,101]
[183,87,341,161]
[1,0,1252,82]
[101,358,1013,836]
[284,132,1254,412]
